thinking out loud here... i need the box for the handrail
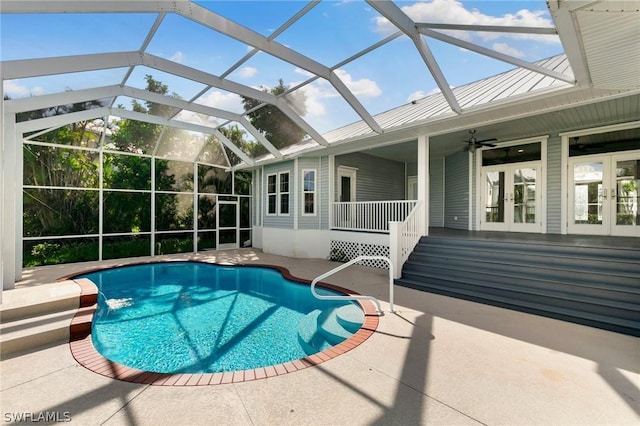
[310,255,395,314]
[399,200,425,266]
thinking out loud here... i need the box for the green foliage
[24,240,99,266]
[241,79,307,156]
[155,237,193,255]
[328,248,350,263]
[30,242,60,263]
[21,75,253,267]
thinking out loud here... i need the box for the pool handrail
[310,255,395,314]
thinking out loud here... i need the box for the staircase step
[1,281,80,322]
[396,277,640,337]
[317,307,353,346]
[417,236,640,263]
[402,262,640,299]
[400,234,640,337]
[297,310,330,356]
[0,281,88,355]
[0,308,78,355]
[408,248,640,278]
[400,270,640,320]
[334,304,364,334]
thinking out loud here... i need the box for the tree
[17,94,106,237]
[241,79,307,155]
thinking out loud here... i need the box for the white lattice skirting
[329,240,390,269]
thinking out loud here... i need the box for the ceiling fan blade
[476,138,497,144]
[481,142,497,147]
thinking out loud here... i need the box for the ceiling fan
[463,130,497,152]
[570,136,606,153]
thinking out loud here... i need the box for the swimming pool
[78,262,366,374]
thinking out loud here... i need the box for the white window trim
[266,173,277,216]
[302,169,317,216]
[278,171,290,216]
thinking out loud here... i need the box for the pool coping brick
[67,260,380,386]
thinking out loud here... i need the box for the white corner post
[417,134,429,235]
[389,221,402,279]
[2,109,19,289]
[0,88,4,296]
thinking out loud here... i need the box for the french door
[568,152,640,236]
[481,162,542,232]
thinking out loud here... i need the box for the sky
[1,0,564,135]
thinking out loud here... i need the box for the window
[279,172,290,215]
[302,169,316,215]
[267,174,277,215]
[266,172,290,215]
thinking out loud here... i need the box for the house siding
[444,151,469,229]
[262,161,294,229]
[320,156,330,229]
[546,135,562,234]
[429,156,445,227]
[335,152,405,201]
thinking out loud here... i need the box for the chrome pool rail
[310,255,395,314]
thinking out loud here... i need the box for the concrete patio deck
[1,249,638,425]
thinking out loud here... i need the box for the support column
[0,87,4,296]
[2,111,18,289]
[417,135,430,236]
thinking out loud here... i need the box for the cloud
[334,69,382,98]
[374,0,559,45]
[407,86,447,102]
[294,68,315,79]
[492,42,525,58]
[195,90,244,113]
[283,69,382,119]
[3,80,45,98]
[238,66,258,79]
[176,90,245,126]
[170,51,184,63]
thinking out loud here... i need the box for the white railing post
[389,221,402,279]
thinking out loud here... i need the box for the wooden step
[398,234,640,337]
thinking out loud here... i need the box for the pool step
[0,280,96,356]
[334,304,365,334]
[297,310,330,355]
[297,305,364,355]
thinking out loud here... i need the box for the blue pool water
[79,262,363,374]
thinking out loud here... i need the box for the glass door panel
[571,160,604,228]
[484,171,505,225]
[612,156,640,236]
[513,167,537,224]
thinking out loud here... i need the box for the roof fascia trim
[547,0,592,86]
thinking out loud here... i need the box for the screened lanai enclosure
[20,116,253,266]
[2,0,640,290]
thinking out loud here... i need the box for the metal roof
[2,1,639,169]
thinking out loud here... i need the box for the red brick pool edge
[67,261,381,386]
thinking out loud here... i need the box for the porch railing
[390,200,425,279]
[331,200,418,233]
